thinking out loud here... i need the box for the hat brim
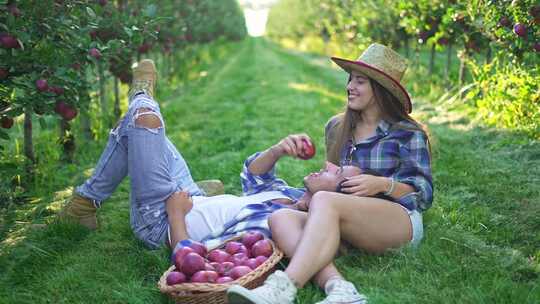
[331,57,412,113]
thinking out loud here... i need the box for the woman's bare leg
[284,191,412,287]
[270,209,345,289]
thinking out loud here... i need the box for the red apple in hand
[166,271,187,285]
[299,138,316,160]
[1,117,14,129]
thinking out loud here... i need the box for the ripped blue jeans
[76,92,204,249]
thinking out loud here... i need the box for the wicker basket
[158,235,284,304]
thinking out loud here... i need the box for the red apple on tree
[534,43,540,53]
[89,48,102,60]
[7,4,21,17]
[498,16,511,28]
[98,0,108,6]
[513,23,527,37]
[0,68,8,80]
[1,117,14,129]
[0,34,21,49]
[36,79,49,92]
[54,101,78,121]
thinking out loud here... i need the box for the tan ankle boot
[58,193,98,230]
[129,59,157,99]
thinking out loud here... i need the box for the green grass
[0,38,539,303]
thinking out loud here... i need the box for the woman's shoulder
[388,120,428,141]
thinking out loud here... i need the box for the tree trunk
[60,119,75,163]
[23,107,35,164]
[114,77,120,122]
[458,53,467,100]
[98,61,108,125]
[428,44,436,75]
[445,43,452,84]
[486,46,492,64]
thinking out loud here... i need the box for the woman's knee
[309,191,338,213]
[134,108,162,129]
[269,208,296,228]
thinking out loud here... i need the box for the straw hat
[331,43,412,113]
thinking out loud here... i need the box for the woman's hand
[339,174,389,197]
[271,133,312,159]
[166,191,193,217]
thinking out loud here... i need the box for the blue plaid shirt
[326,118,433,212]
[200,152,306,249]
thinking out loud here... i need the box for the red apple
[251,239,273,258]
[534,43,540,52]
[173,246,195,269]
[230,252,249,266]
[138,43,152,54]
[255,255,268,266]
[243,258,259,270]
[225,241,244,255]
[513,23,527,37]
[529,5,540,18]
[0,68,8,80]
[180,252,206,276]
[7,4,21,17]
[36,79,49,92]
[1,117,14,129]
[205,262,216,271]
[207,249,231,263]
[241,231,265,249]
[50,86,65,95]
[54,101,77,121]
[229,266,252,280]
[299,138,316,160]
[216,276,234,284]
[166,271,187,285]
[190,270,218,283]
[215,261,235,276]
[188,241,207,257]
[98,0,108,6]
[89,48,102,59]
[0,34,20,49]
[437,37,449,46]
[498,16,511,28]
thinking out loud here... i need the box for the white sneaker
[227,270,297,304]
[315,279,367,304]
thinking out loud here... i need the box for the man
[59,59,362,253]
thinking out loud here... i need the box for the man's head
[303,162,361,194]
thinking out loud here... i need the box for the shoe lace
[260,272,295,301]
[326,280,366,303]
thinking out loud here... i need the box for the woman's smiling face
[346,71,376,112]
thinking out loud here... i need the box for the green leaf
[144,4,157,18]
[39,117,47,130]
[0,130,9,140]
[86,7,97,19]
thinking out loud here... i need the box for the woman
[227,43,433,304]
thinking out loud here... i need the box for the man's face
[303,162,361,193]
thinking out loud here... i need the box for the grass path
[0,38,538,303]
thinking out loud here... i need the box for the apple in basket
[180,252,206,276]
[190,270,219,283]
[216,276,234,284]
[251,239,273,257]
[207,249,231,263]
[243,258,260,270]
[229,265,253,280]
[241,231,265,248]
[225,241,248,255]
[215,261,235,276]
[174,246,195,269]
[255,256,268,265]
[188,241,208,257]
[166,271,187,285]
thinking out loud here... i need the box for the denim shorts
[400,205,424,247]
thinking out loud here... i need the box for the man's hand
[166,191,193,217]
[272,133,312,159]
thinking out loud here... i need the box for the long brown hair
[327,76,431,164]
